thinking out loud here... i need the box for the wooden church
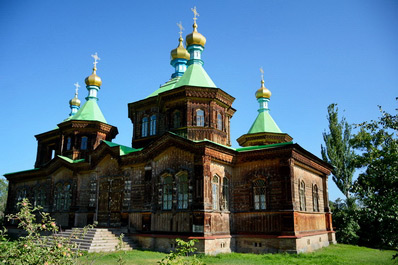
[4,10,336,254]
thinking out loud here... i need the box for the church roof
[174,63,216,89]
[69,99,107,124]
[147,76,180,98]
[103,140,142,155]
[247,110,282,134]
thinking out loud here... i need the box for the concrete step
[41,228,136,253]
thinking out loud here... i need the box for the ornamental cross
[177,21,184,37]
[191,6,199,22]
[260,67,264,81]
[91,52,100,68]
[74,82,80,95]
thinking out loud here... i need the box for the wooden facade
[4,81,336,254]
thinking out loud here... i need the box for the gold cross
[177,21,184,37]
[191,6,199,22]
[91,52,100,68]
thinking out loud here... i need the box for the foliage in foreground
[158,238,203,265]
[0,199,92,264]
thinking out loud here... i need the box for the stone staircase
[45,228,136,252]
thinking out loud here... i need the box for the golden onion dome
[186,22,206,47]
[85,67,102,87]
[171,36,190,60]
[69,96,81,107]
[255,80,272,99]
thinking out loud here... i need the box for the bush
[0,199,92,264]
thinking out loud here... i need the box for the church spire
[237,69,292,147]
[186,6,207,65]
[170,22,190,78]
[69,82,81,116]
[84,52,102,101]
[255,67,272,112]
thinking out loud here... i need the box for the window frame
[196,109,204,127]
[299,180,306,211]
[162,174,173,210]
[176,171,189,210]
[312,184,319,212]
[212,175,220,210]
[142,117,149,137]
[150,115,157,136]
[253,179,266,210]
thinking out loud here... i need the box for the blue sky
[0,0,397,201]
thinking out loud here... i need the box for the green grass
[80,244,397,265]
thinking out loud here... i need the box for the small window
[217,113,223,130]
[299,180,306,211]
[33,186,46,208]
[212,175,219,210]
[54,182,72,211]
[123,179,132,209]
[89,179,97,207]
[81,136,88,150]
[196,109,204,126]
[142,117,149,137]
[313,184,319,212]
[222,178,229,210]
[177,172,188,209]
[253,179,266,210]
[150,115,157,136]
[173,111,181,128]
[162,175,173,210]
[66,137,72,150]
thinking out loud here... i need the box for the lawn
[81,244,396,265]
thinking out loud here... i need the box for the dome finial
[186,6,206,48]
[85,52,102,87]
[256,67,272,100]
[191,6,199,24]
[69,82,81,116]
[91,52,100,73]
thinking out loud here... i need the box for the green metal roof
[147,77,180,98]
[4,168,40,176]
[248,110,282,134]
[236,141,293,152]
[174,64,217,89]
[69,99,107,123]
[103,140,142,156]
[58,155,85,163]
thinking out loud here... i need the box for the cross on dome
[74,82,80,95]
[191,6,199,22]
[91,52,100,68]
[177,21,184,37]
[260,67,264,81]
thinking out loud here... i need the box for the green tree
[351,101,398,250]
[0,178,8,223]
[321,104,356,199]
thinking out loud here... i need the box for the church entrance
[97,177,124,227]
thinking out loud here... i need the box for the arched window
[196,109,204,126]
[217,113,223,130]
[142,117,148,137]
[177,172,188,209]
[150,115,157,136]
[33,186,46,208]
[212,175,219,210]
[313,184,319,212]
[81,136,88,150]
[222,177,229,210]
[66,137,72,150]
[162,175,173,210]
[173,111,181,128]
[299,180,306,211]
[253,179,266,210]
[54,182,71,211]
